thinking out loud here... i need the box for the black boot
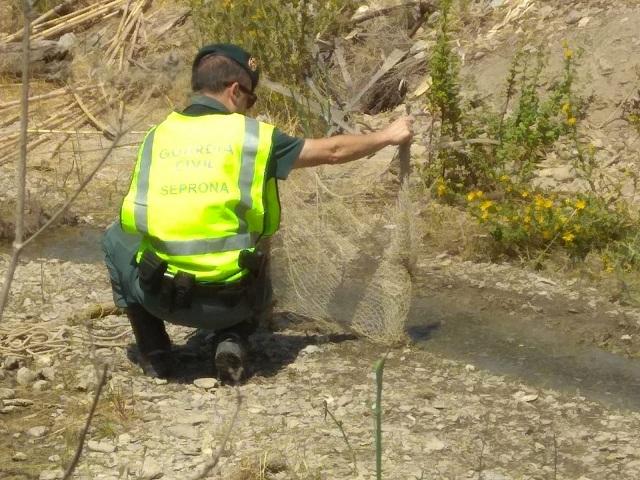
[126,304,172,378]
[213,319,256,382]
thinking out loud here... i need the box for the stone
[423,434,446,452]
[57,33,77,50]
[193,378,218,390]
[34,355,53,368]
[140,457,164,479]
[565,10,582,25]
[300,345,321,355]
[16,367,37,386]
[87,440,116,453]
[4,398,34,407]
[598,58,614,76]
[3,355,21,370]
[33,380,51,392]
[0,388,16,400]
[482,471,512,480]
[578,17,591,28]
[39,367,56,381]
[39,469,64,480]
[167,425,199,441]
[27,426,48,438]
[178,413,209,426]
[12,452,27,461]
[74,365,98,391]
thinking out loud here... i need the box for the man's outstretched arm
[294,116,414,169]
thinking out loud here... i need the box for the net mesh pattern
[271,163,420,345]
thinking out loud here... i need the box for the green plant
[189,0,356,135]
[373,355,387,480]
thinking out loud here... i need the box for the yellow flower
[499,174,510,183]
[561,102,571,114]
[467,191,476,202]
[534,195,545,209]
[566,117,577,126]
[564,48,573,60]
[481,210,489,221]
[575,199,586,210]
[543,198,553,209]
[524,215,532,224]
[562,232,575,243]
[480,200,494,211]
[521,191,530,198]
[437,183,447,197]
[475,190,484,199]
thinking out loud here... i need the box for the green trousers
[101,222,271,331]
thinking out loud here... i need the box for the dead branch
[61,365,109,480]
[188,387,243,480]
[72,91,116,139]
[0,0,33,322]
[343,48,408,113]
[0,85,96,110]
[261,78,358,134]
[351,1,435,25]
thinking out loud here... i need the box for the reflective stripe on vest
[120,112,279,282]
[132,117,261,255]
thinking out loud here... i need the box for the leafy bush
[424,3,640,272]
[189,0,356,134]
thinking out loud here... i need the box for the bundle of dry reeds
[0,85,115,166]
[3,0,129,42]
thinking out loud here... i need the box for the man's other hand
[382,115,414,146]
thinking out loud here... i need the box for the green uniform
[102,95,304,330]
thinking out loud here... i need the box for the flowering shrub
[466,178,634,260]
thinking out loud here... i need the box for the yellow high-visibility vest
[120,111,280,283]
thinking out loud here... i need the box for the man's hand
[381,115,414,146]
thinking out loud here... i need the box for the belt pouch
[174,271,196,308]
[138,250,168,293]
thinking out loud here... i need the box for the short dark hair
[191,54,252,93]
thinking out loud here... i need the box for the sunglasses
[226,82,257,109]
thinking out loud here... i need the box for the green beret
[193,44,260,91]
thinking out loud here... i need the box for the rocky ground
[2,250,640,479]
[2,0,640,479]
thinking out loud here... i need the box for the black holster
[138,250,167,293]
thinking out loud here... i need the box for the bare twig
[0,1,33,322]
[188,387,243,480]
[61,365,109,480]
[323,400,358,475]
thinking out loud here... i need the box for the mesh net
[271,156,420,345]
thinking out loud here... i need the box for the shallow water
[409,292,640,412]
[1,225,105,264]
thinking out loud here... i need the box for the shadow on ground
[126,311,357,384]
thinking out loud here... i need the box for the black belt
[137,249,254,310]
